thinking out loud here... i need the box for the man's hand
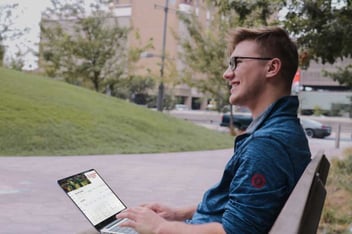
[116,205,226,234]
[116,206,166,234]
[140,203,178,221]
[141,203,196,221]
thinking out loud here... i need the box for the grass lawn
[0,67,233,156]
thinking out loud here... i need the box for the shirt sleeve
[222,136,295,234]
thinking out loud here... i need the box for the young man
[116,26,311,234]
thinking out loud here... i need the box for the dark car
[220,114,253,131]
[300,118,332,138]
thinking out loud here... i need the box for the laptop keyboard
[109,225,138,234]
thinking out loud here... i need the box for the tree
[324,64,352,87]
[0,3,19,66]
[210,0,284,26]
[112,75,155,104]
[40,0,129,92]
[8,46,25,71]
[176,12,229,111]
[106,30,157,103]
[282,0,352,87]
[176,1,283,111]
[284,0,352,64]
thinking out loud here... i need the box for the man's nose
[223,66,234,80]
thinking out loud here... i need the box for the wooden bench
[270,151,330,234]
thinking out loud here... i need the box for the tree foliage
[282,0,352,87]
[40,0,157,99]
[112,75,155,103]
[324,64,352,87]
[0,3,19,41]
[176,12,229,111]
[210,0,284,26]
[0,3,19,66]
[284,0,352,65]
[40,0,129,92]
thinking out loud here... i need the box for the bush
[319,148,352,233]
[313,105,324,116]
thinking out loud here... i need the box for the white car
[300,118,332,138]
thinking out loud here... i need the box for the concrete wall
[299,91,352,111]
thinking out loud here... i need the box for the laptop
[57,169,138,234]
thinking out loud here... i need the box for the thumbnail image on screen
[59,173,91,192]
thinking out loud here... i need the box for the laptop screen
[58,169,127,227]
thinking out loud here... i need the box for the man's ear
[266,58,281,78]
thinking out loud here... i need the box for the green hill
[0,68,233,156]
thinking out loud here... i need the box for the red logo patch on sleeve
[251,173,266,188]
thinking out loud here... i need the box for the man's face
[223,40,270,108]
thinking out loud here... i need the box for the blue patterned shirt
[189,96,311,234]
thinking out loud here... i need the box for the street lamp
[140,51,164,111]
[156,0,169,111]
[140,0,169,112]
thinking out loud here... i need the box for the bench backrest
[270,151,330,234]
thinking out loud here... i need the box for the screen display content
[58,170,126,225]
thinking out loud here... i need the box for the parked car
[220,114,253,131]
[220,113,331,139]
[300,118,332,138]
[174,104,189,111]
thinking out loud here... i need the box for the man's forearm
[174,205,197,221]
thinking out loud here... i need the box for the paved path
[1,139,351,234]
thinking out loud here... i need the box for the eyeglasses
[229,56,274,71]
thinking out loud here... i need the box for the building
[297,59,352,116]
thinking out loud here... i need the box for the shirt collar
[245,103,274,134]
[245,95,298,134]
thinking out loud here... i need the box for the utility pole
[156,0,169,112]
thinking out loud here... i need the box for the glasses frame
[229,56,274,71]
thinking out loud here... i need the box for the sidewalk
[0,149,233,234]
[0,141,351,234]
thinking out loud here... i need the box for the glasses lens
[229,57,236,71]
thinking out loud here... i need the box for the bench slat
[299,176,327,234]
[270,151,330,234]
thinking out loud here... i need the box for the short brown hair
[228,27,298,86]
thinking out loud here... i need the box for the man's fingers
[140,203,159,210]
[116,209,136,221]
[118,218,136,228]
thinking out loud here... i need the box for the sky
[0,0,51,70]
